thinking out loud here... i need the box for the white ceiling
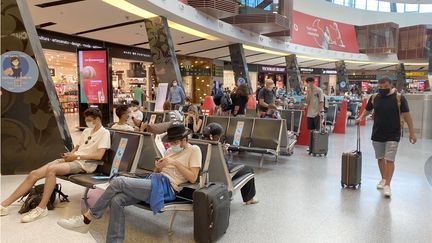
[27,0,427,71]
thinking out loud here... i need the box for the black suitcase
[193,182,230,243]
[309,116,328,156]
[341,125,362,189]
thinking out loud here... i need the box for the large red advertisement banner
[291,11,359,53]
[78,50,108,104]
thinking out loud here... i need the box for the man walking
[356,77,416,197]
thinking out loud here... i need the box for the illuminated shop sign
[300,67,336,75]
[260,66,286,73]
[348,74,377,80]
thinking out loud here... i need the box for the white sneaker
[21,207,48,223]
[57,215,90,234]
[383,185,392,197]
[0,205,9,216]
[377,179,386,189]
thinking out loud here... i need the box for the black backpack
[18,183,69,214]
[220,94,232,112]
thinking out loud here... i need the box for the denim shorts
[372,141,399,161]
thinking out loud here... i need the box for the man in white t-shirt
[305,77,325,131]
[111,105,134,131]
[127,100,143,128]
[0,108,111,222]
[57,124,201,243]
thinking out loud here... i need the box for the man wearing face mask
[127,100,143,128]
[0,108,110,221]
[305,77,324,131]
[167,80,186,110]
[58,123,201,242]
[258,79,277,117]
[356,77,416,198]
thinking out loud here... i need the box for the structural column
[228,43,252,92]
[144,16,182,87]
[395,63,407,91]
[335,60,349,93]
[285,54,303,94]
[1,0,73,174]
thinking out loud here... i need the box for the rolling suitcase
[193,182,230,243]
[309,116,328,156]
[341,125,362,189]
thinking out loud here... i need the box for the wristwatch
[77,155,81,160]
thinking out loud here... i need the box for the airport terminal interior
[1,0,432,242]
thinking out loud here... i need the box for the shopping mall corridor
[1,115,432,243]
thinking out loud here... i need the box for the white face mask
[86,121,96,129]
[171,144,183,153]
[173,82,177,86]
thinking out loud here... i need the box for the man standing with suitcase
[356,77,416,197]
[305,77,325,131]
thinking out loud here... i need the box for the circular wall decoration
[1,51,39,93]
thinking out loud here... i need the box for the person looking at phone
[184,105,202,138]
[111,105,134,131]
[127,100,143,128]
[0,108,110,222]
[57,123,201,243]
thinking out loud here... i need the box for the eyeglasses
[85,136,92,145]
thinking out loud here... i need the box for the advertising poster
[110,138,128,176]
[1,51,39,93]
[78,49,108,104]
[291,11,359,53]
[233,121,245,146]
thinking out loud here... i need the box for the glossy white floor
[1,113,432,243]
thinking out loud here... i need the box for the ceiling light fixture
[103,0,219,40]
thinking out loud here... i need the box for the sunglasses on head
[85,136,92,145]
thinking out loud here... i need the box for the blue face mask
[378,88,390,96]
[171,144,183,153]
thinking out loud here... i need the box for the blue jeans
[90,176,152,243]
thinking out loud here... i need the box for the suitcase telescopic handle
[356,124,361,152]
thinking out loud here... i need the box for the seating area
[57,129,254,235]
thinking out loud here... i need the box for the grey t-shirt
[258,88,275,112]
[306,87,324,118]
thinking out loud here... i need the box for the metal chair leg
[168,210,177,236]
[259,154,264,168]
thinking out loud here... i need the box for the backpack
[371,93,404,129]
[213,89,224,106]
[220,94,232,112]
[18,183,69,214]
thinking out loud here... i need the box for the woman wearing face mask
[127,100,143,128]
[58,124,201,243]
[167,80,186,110]
[184,105,203,138]
[1,108,110,222]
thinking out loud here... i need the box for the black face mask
[378,88,390,96]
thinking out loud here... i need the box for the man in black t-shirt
[258,79,276,117]
[356,77,416,198]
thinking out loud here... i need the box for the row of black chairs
[58,129,254,235]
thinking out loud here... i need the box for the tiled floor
[1,114,432,243]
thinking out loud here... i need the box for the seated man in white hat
[57,123,201,243]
